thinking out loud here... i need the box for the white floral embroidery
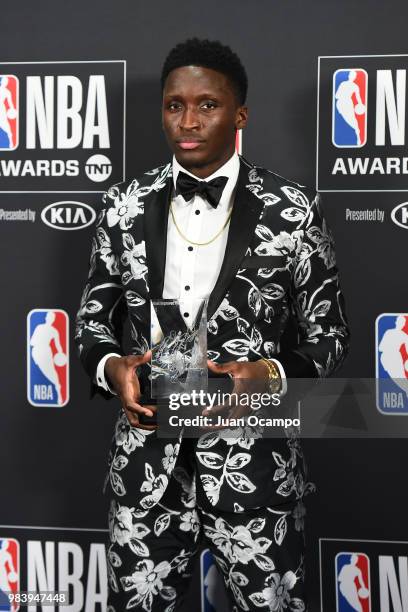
[208,297,240,335]
[115,412,154,454]
[109,502,150,557]
[121,235,147,284]
[162,443,180,475]
[82,320,120,345]
[140,464,169,509]
[172,466,196,509]
[199,446,257,506]
[179,510,200,533]
[120,559,175,612]
[90,226,119,276]
[307,218,336,269]
[106,186,144,230]
[254,226,303,260]
[249,571,304,611]
[292,501,306,532]
[246,182,281,207]
[197,426,263,450]
[76,284,103,318]
[204,517,274,569]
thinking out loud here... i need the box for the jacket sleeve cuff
[95,352,122,395]
[83,343,125,380]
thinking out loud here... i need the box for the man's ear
[235,105,248,130]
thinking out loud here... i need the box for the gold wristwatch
[258,357,282,394]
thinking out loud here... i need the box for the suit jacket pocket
[240,255,287,268]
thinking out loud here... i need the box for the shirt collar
[172,151,240,210]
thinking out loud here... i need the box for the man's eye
[202,101,217,109]
[168,102,181,111]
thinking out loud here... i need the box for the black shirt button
[195,209,200,215]
[183,312,189,318]
[188,246,193,251]
[185,285,190,291]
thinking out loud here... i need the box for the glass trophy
[150,298,208,398]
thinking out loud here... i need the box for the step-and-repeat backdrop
[1,1,408,610]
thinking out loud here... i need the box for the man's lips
[177,140,204,150]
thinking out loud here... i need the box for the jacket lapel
[143,167,173,299]
[207,158,264,319]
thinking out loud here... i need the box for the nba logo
[0,75,18,150]
[335,552,371,612]
[332,69,367,147]
[0,538,20,611]
[27,309,69,407]
[376,314,408,414]
[200,549,229,612]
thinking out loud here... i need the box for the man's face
[162,65,247,178]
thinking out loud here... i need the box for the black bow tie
[176,171,228,209]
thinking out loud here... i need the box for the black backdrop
[1,1,408,610]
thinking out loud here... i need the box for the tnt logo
[200,549,229,612]
[84,153,112,183]
[335,553,371,612]
[0,538,20,611]
[27,309,69,407]
[332,69,367,147]
[0,75,18,151]
[376,313,408,414]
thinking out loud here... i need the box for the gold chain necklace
[169,201,233,246]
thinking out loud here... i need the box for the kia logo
[391,202,408,229]
[41,201,96,230]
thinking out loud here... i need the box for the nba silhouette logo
[27,309,69,407]
[332,69,367,148]
[376,313,408,414]
[0,538,20,611]
[335,552,371,612]
[200,549,229,612]
[0,75,18,150]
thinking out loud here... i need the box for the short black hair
[161,38,248,105]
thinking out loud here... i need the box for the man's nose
[179,106,200,130]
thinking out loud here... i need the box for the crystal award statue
[150,298,208,398]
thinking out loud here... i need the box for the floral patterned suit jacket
[75,156,350,512]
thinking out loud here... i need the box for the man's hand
[105,351,157,430]
[201,359,273,428]
[207,359,270,381]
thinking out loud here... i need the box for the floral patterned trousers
[107,438,307,612]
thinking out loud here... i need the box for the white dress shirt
[162,151,239,324]
[96,152,286,394]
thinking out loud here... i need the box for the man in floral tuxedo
[75,39,349,612]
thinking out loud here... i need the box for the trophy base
[151,367,208,399]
